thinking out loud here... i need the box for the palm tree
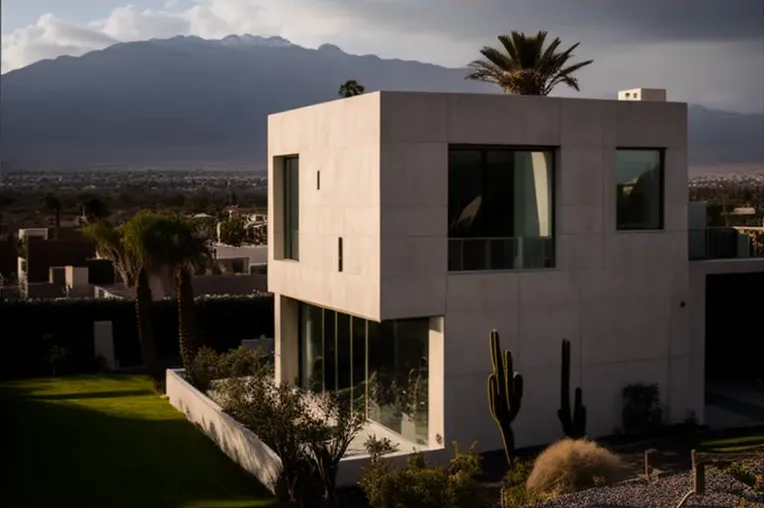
[83,219,157,377]
[137,215,210,373]
[43,193,62,238]
[338,80,365,98]
[81,196,110,223]
[466,31,593,96]
[81,221,136,287]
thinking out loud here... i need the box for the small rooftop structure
[618,88,667,102]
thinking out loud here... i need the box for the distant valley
[1,35,761,172]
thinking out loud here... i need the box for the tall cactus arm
[487,329,523,467]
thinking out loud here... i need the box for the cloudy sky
[2,0,762,112]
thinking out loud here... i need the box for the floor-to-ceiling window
[448,146,555,271]
[298,302,430,445]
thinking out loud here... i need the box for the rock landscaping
[533,457,763,508]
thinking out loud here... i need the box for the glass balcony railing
[448,236,555,271]
[688,227,764,261]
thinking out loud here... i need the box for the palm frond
[465,30,593,96]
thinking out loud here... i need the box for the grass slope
[0,375,277,508]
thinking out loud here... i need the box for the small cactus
[487,329,523,467]
[558,339,587,439]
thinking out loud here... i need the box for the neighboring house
[17,229,97,298]
[267,91,764,454]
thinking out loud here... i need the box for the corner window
[298,302,430,445]
[448,146,555,271]
[615,149,664,230]
[282,156,300,260]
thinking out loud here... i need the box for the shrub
[503,460,539,508]
[305,391,367,505]
[359,437,489,508]
[187,346,269,392]
[220,375,324,505]
[48,345,74,376]
[727,462,758,488]
[621,383,663,434]
[526,439,624,499]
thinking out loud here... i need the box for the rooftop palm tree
[466,31,593,96]
[338,80,365,98]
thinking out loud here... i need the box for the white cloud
[1,0,452,74]
[0,0,761,111]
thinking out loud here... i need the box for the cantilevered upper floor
[267,91,689,321]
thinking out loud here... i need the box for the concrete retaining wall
[165,369,434,491]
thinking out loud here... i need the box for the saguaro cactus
[487,329,523,467]
[558,339,587,439]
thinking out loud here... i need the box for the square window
[447,146,555,271]
[615,149,664,230]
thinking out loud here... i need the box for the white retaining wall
[165,369,443,491]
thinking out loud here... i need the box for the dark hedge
[0,295,274,379]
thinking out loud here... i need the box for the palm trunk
[177,266,199,372]
[135,267,158,377]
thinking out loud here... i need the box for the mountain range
[1,34,762,172]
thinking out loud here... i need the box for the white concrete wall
[166,368,430,491]
[373,92,692,451]
[268,94,382,321]
[166,369,282,492]
[268,91,696,454]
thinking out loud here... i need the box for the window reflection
[298,302,429,445]
[616,149,664,230]
[448,146,555,271]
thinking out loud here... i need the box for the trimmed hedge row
[0,295,274,379]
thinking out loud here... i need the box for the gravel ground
[534,459,763,508]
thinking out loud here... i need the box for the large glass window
[283,156,299,260]
[298,301,430,445]
[448,146,554,271]
[615,149,664,230]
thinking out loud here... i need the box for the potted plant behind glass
[366,371,382,421]
[398,366,426,443]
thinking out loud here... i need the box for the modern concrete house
[267,91,764,455]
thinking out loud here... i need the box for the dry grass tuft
[526,438,625,499]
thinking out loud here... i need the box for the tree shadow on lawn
[0,380,279,508]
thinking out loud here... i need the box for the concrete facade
[267,91,695,453]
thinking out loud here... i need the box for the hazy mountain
[1,35,761,171]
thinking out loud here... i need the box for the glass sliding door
[299,303,324,392]
[336,312,352,399]
[324,310,337,392]
[297,300,431,445]
[351,316,367,414]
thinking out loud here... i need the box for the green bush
[359,437,488,508]
[188,346,271,392]
[0,295,274,379]
[503,460,538,508]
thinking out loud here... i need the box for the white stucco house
[266,90,764,456]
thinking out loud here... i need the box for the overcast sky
[2,0,762,113]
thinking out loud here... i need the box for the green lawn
[0,375,278,508]
[699,428,764,453]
